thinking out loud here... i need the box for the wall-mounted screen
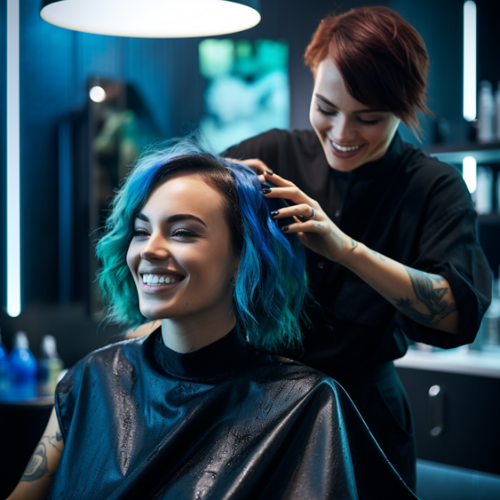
[199,39,289,152]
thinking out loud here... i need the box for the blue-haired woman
[8,142,418,500]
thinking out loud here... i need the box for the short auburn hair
[304,6,430,137]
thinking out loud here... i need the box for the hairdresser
[224,6,492,491]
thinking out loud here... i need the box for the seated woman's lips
[140,273,186,289]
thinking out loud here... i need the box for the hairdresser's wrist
[334,236,360,265]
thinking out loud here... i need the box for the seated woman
[8,141,418,500]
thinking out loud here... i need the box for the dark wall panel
[21,0,74,304]
[391,0,465,146]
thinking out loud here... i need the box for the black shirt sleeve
[394,161,492,349]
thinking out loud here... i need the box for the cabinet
[395,350,500,475]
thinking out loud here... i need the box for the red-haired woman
[225,6,492,491]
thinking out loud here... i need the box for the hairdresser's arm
[253,167,459,335]
[7,408,63,500]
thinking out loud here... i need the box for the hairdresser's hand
[260,171,355,263]
[224,157,355,262]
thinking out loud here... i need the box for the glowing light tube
[463,156,477,193]
[7,0,21,317]
[463,1,477,121]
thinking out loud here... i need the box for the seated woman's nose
[142,238,169,260]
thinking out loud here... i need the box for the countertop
[394,346,500,379]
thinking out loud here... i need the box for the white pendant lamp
[40,0,261,38]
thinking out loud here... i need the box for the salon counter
[395,346,500,378]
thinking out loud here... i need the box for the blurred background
[0,0,500,498]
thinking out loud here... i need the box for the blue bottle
[9,331,38,400]
[0,329,9,394]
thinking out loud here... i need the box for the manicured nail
[265,170,274,176]
[281,226,289,232]
[262,188,271,194]
[261,182,271,189]
[270,210,280,217]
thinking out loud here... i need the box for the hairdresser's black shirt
[48,327,418,499]
[225,130,492,380]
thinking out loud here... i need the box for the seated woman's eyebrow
[167,214,207,227]
[135,212,207,227]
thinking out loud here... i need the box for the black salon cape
[48,327,417,500]
[225,130,492,378]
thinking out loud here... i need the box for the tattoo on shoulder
[393,267,457,328]
[21,442,48,482]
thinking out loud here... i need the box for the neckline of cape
[150,324,252,381]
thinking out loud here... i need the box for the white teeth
[331,140,361,152]
[142,274,180,286]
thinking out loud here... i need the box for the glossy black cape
[49,328,417,499]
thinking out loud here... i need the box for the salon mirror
[59,77,161,317]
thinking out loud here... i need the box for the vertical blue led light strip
[463,1,477,121]
[7,0,21,317]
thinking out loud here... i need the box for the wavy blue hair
[96,139,309,352]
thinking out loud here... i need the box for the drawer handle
[428,384,444,437]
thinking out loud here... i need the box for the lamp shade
[40,0,261,38]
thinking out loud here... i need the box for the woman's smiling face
[309,58,400,172]
[126,172,239,324]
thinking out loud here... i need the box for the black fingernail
[297,215,306,220]
[270,210,280,217]
[281,226,289,232]
[261,182,271,189]
[262,188,271,194]
[265,170,274,176]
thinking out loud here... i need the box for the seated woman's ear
[125,320,161,339]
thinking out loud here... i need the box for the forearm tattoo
[393,267,457,328]
[21,431,63,482]
[371,249,386,261]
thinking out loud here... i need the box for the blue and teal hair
[96,139,309,352]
